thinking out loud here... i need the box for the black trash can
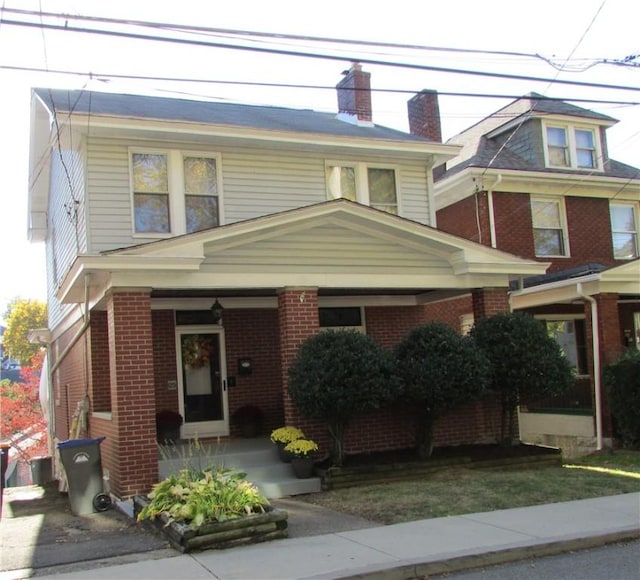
[57,437,111,515]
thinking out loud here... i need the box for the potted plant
[284,438,319,479]
[231,405,264,438]
[156,409,183,444]
[270,426,305,462]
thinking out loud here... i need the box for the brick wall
[472,288,510,319]
[89,312,111,412]
[152,310,179,414]
[436,193,491,246]
[223,309,284,435]
[105,291,157,498]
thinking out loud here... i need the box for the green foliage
[471,312,574,444]
[136,466,269,529]
[604,349,640,448]
[3,299,47,365]
[395,322,490,458]
[287,330,396,466]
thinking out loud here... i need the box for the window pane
[532,200,561,228]
[610,205,635,232]
[134,193,170,233]
[368,168,397,213]
[546,127,568,166]
[547,127,567,146]
[319,307,362,327]
[576,149,595,168]
[534,229,564,256]
[186,195,219,233]
[132,154,168,193]
[326,166,356,201]
[575,130,594,149]
[612,233,638,259]
[184,157,217,194]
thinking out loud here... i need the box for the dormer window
[544,123,601,170]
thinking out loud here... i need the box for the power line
[3,63,639,107]
[2,17,639,93]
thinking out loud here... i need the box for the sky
[0,0,638,321]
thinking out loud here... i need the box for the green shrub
[287,330,396,466]
[604,349,640,448]
[136,466,269,529]
[471,312,574,445]
[395,322,490,458]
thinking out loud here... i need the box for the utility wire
[1,17,639,93]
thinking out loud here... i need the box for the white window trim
[609,201,639,260]
[542,121,604,171]
[531,196,570,258]
[325,160,401,214]
[129,148,224,237]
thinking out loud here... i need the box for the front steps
[157,437,321,499]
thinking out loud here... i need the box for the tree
[3,299,47,365]
[0,351,48,460]
[395,322,490,459]
[471,312,574,445]
[287,330,396,466]
[604,349,640,448]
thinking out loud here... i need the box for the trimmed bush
[287,330,396,466]
[395,322,490,458]
[471,312,574,445]
[604,349,640,448]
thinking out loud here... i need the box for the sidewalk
[13,492,640,580]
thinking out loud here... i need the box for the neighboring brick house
[28,65,547,499]
[430,93,640,456]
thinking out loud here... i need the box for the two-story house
[28,65,547,499]
[432,93,640,457]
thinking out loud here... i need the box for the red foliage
[1,351,48,460]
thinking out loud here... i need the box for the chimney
[407,90,442,142]
[336,63,373,125]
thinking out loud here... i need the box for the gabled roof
[433,93,638,186]
[57,200,548,305]
[33,88,426,142]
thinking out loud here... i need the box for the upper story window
[326,162,398,215]
[130,150,221,236]
[544,123,602,171]
[610,202,639,260]
[531,197,569,257]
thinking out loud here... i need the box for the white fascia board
[67,114,461,164]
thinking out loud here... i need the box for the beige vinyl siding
[85,137,432,253]
[202,224,452,275]
[47,145,87,329]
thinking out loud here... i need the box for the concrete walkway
[14,492,639,580]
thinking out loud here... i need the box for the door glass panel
[180,333,223,423]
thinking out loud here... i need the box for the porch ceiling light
[211,299,224,324]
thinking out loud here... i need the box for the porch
[157,437,322,499]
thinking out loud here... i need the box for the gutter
[486,174,502,248]
[577,282,603,450]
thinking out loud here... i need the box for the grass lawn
[300,450,640,525]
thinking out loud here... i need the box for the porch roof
[511,259,640,309]
[57,200,548,307]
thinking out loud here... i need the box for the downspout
[577,282,603,451]
[486,173,502,248]
[50,273,92,376]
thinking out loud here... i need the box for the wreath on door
[182,335,212,369]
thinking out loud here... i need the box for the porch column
[277,288,319,426]
[594,293,623,438]
[107,290,158,498]
[471,287,510,320]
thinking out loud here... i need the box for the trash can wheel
[93,493,112,512]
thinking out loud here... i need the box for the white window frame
[129,148,224,237]
[542,121,603,171]
[531,196,570,258]
[325,161,400,214]
[535,314,589,377]
[609,202,639,260]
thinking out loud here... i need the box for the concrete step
[157,438,321,499]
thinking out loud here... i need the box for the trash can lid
[57,436,106,449]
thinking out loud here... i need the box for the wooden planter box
[133,496,288,553]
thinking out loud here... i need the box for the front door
[176,326,229,438]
